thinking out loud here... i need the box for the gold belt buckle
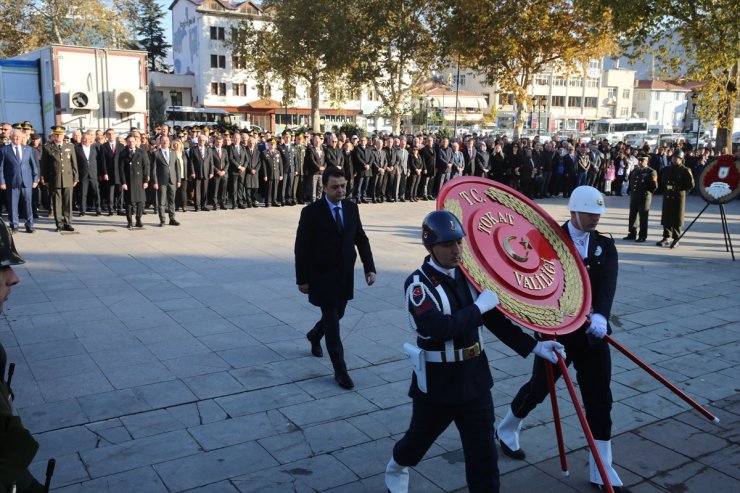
[463,343,480,360]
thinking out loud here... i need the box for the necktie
[164,150,169,161]
[334,206,344,234]
[15,146,20,161]
[111,143,115,153]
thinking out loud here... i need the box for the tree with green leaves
[430,0,616,137]
[346,0,437,134]
[230,0,351,132]
[590,0,739,149]
[148,81,166,127]
[0,4,34,58]
[29,0,128,48]
[134,0,171,72]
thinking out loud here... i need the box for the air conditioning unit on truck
[11,45,149,136]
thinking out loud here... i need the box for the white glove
[586,313,608,339]
[533,341,566,364]
[474,289,499,314]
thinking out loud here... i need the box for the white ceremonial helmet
[568,186,607,215]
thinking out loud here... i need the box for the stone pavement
[1,193,738,492]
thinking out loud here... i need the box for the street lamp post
[453,62,460,136]
[691,92,701,151]
[168,89,177,130]
[536,96,546,137]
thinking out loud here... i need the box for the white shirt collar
[428,258,455,279]
[568,221,589,259]
[325,195,342,210]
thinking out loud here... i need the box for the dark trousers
[229,173,245,207]
[306,174,322,202]
[510,331,613,440]
[628,194,652,239]
[264,179,279,205]
[662,226,680,240]
[175,179,188,210]
[51,186,73,228]
[393,392,500,493]
[212,174,228,206]
[281,172,295,204]
[193,178,208,210]
[397,172,407,200]
[126,202,143,225]
[307,301,348,374]
[408,174,420,199]
[352,175,369,200]
[81,177,101,212]
[103,181,121,212]
[157,184,176,222]
[613,175,626,196]
[294,174,305,203]
[7,187,33,228]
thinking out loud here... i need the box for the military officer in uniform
[497,186,629,492]
[624,155,657,242]
[0,218,44,492]
[657,151,694,248]
[40,125,78,231]
[385,210,565,493]
[119,134,151,228]
[260,138,283,207]
[278,131,298,206]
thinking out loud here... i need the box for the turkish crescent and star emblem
[437,177,591,335]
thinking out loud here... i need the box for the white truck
[0,60,43,130]
[11,45,149,136]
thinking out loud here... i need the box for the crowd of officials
[1,119,734,240]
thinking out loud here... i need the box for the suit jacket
[371,147,387,174]
[74,144,100,182]
[463,146,477,175]
[0,144,39,188]
[474,152,490,177]
[99,141,123,184]
[41,142,78,189]
[119,146,150,203]
[278,143,297,174]
[352,145,373,177]
[396,148,409,174]
[304,145,325,175]
[295,198,375,307]
[420,145,436,176]
[243,146,261,188]
[212,146,228,174]
[436,146,453,173]
[188,146,214,179]
[227,143,246,174]
[324,146,343,171]
[260,148,282,180]
[151,148,181,186]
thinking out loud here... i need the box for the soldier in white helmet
[496,186,629,492]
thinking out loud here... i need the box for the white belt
[424,342,482,363]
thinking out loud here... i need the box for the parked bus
[164,106,234,129]
[592,118,648,144]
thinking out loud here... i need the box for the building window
[588,59,600,69]
[653,111,659,120]
[637,91,645,100]
[604,107,614,117]
[620,107,629,117]
[535,76,548,85]
[636,111,644,118]
[284,84,297,100]
[452,74,466,87]
[568,78,583,87]
[498,93,513,106]
[232,55,247,70]
[233,83,247,97]
[586,77,599,88]
[210,26,225,40]
[257,83,272,98]
[607,87,617,98]
[169,91,182,106]
[655,92,661,101]
[211,82,226,96]
[567,96,582,107]
[551,96,565,107]
[622,89,630,99]
[675,92,682,101]
[584,97,597,108]
[210,54,225,69]
[553,77,566,87]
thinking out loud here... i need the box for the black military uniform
[658,157,694,247]
[625,163,658,241]
[260,142,282,207]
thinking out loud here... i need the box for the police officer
[497,186,629,492]
[40,125,78,232]
[657,151,694,248]
[385,210,564,493]
[0,218,44,493]
[624,155,657,242]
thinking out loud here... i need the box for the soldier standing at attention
[40,126,78,232]
[657,151,694,248]
[624,155,658,243]
[385,211,564,493]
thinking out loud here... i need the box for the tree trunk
[309,68,321,133]
[390,110,401,135]
[514,100,525,139]
[716,60,738,152]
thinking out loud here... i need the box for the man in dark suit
[243,136,261,208]
[419,136,436,199]
[119,134,151,228]
[41,126,78,232]
[260,137,283,207]
[99,128,124,216]
[278,132,298,206]
[211,135,228,210]
[151,135,181,227]
[75,130,102,216]
[352,136,372,203]
[228,131,247,208]
[187,134,214,211]
[0,129,39,233]
[303,135,325,203]
[295,166,376,390]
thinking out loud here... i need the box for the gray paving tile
[16,397,88,433]
[53,466,169,493]
[162,351,232,378]
[257,430,314,464]
[280,393,379,427]
[184,371,246,399]
[189,409,296,450]
[232,453,357,493]
[77,389,152,422]
[215,383,313,418]
[155,441,278,492]
[29,452,90,488]
[121,409,188,439]
[302,419,370,455]
[36,369,114,402]
[33,425,99,462]
[168,400,228,427]
[132,379,198,409]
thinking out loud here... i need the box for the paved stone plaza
[1,193,738,492]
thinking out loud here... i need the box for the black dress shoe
[622,235,636,240]
[96,210,102,216]
[656,239,670,247]
[108,211,114,216]
[496,432,526,460]
[62,225,75,232]
[169,219,180,226]
[10,228,18,234]
[127,222,133,229]
[670,239,679,248]
[160,221,165,227]
[590,482,632,492]
[79,212,85,217]
[635,238,646,243]
[335,372,354,389]
[307,333,323,357]
[135,221,143,228]
[25,226,34,233]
